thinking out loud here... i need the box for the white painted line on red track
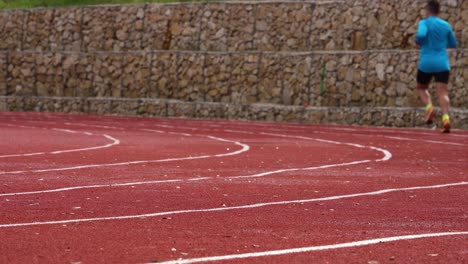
[165,124,467,148]
[260,132,392,161]
[0,179,183,197]
[0,181,466,228]
[0,130,250,175]
[158,119,468,138]
[384,136,468,146]
[0,126,389,196]
[0,124,120,158]
[153,231,468,264]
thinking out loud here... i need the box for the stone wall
[1,0,467,128]
[0,0,466,52]
[1,96,467,129]
[1,50,467,108]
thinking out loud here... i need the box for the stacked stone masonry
[0,0,466,52]
[2,50,466,107]
[0,0,467,128]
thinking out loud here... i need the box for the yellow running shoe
[441,115,450,133]
[425,105,435,124]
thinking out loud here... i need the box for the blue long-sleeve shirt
[416,16,457,73]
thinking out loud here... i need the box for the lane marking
[153,232,468,264]
[159,124,467,148]
[0,124,120,158]
[0,181,466,228]
[384,136,467,147]
[0,131,250,175]
[259,132,392,161]
[0,127,389,196]
[161,119,468,138]
[0,180,183,197]
[2,113,468,138]
[0,160,371,197]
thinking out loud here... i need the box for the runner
[415,0,457,133]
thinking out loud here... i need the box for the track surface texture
[0,112,467,264]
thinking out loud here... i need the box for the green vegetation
[0,0,212,9]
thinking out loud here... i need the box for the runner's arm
[415,20,427,45]
[447,27,457,49]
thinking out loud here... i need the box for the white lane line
[0,127,388,196]
[176,119,468,138]
[0,131,250,175]
[384,136,467,146]
[0,125,120,158]
[0,179,183,197]
[259,132,392,162]
[227,160,371,179]
[1,181,466,228]
[170,124,467,148]
[50,135,120,154]
[153,232,468,264]
[64,122,126,131]
[249,125,468,147]
[0,160,371,197]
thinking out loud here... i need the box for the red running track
[0,112,467,264]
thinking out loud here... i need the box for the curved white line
[162,124,467,148]
[0,131,250,175]
[256,126,468,146]
[153,125,393,162]
[171,119,468,138]
[384,136,468,146]
[259,132,392,162]
[64,122,126,130]
[0,128,388,196]
[0,181,466,228]
[154,232,468,264]
[0,160,371,197]
[0,125,120,158]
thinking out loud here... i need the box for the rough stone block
[302,107,328,124]
[360,108,389,127]
[23,9,54,52]
[229,53,260,104]
[0,10,26,51]
[85,98,111,114]
[386,108,416,127]
[92,53,123,97]
[167,99,195,118]
[35,53,64,96]
[257,54,284,104]
[282,54,313,106]
[176,52,205,101]
[226,4,255,52]
[121,53,151,98]
[367,51,420,107]
[82,6,118,51]
[194,102,225,119]
[144,4,203,51]
[7,52,36,96]
[63,53,95,97]
[0,53,7,96]
[452,50,468,108]
[137,99,167,116]
[51,7,83,52]
[204,54,231,103]
[142,4,171,50]
[149,52,178,99]
[114,5,146,51]
[254,3,314,51]
[310,3,349,50]
[199,3,230,52]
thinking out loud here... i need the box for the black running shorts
[417,70,450,85]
